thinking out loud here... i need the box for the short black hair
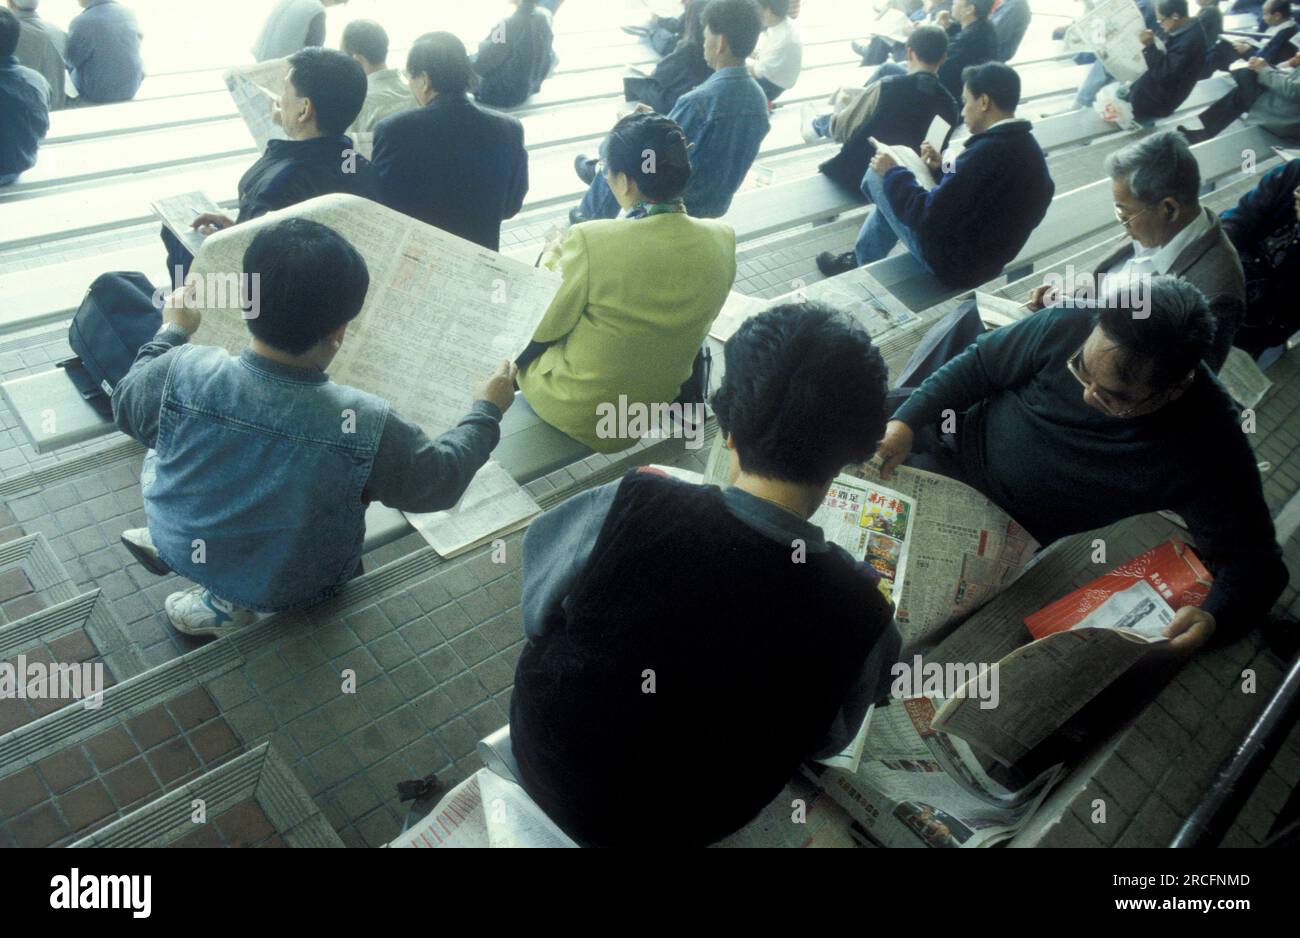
[756,0,790,16]
[602,112,692,202]
[0,9,20,60]
[341,19,389,65]
[963,61,1021,111]
[243,218,370,355]
[1094,275,1215,389]
[407,31,475,95]
[1156,0,1189,16]
[286,47,368,135]
[702,0,764,59]
[908,24,948,65]
[712,302,890,486]
[969,0,995,18]
[1265,0,1292,16]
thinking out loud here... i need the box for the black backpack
[62,271,162,419]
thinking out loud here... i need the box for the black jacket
[938,18,998,99]
[819,70,959,193]
[622,39,713,114]
[1130,22,1208,120]
[473,6,555,108]
[235,134,378,222]
[1219,158,1300,355]
[371,93,528,252]
[881,118,1054,288]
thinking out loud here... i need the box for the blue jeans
[812,113,831,137]
[1073,61,1113,109]
[578,171,622,219]
[853,167,930,269]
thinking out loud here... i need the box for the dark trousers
[885,300,988,482]
[160,225,195,287]
[756,75,785,102]
[1195,68,1265,139]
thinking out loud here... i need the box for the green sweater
[893,304,1287,630]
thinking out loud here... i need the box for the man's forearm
[111,325,190,448]
[365,401,504,513]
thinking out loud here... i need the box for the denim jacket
[113,329,502,612]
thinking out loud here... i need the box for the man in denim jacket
[113,218,518,637]
[571,0,770,221]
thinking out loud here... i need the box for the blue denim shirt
[578,65,769,220]
[0,55,49,186]
[66,0,144,103]
[113,329,503,612]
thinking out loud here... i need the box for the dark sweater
[938,18,998,99]
[510,470,898,847]
[473,6,555,108]
[623,39,714,113]
[892,304,1288,630]
[818,70,959,194]
[235,134,378,223]
[372,93,527,251]
[880,118,1054,288]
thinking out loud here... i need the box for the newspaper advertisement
[188,193,561,557]
[844,463,1039,649]
[811,700,1060,848]
[933,595,1172,765]
[1064,0,1152,84]
[224,58,290,153]
[812,473,916,605]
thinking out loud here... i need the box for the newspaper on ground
[708,290,768,342]
[224,58,290,153]
[150,190,223,259]
[403,459,541,558]
[974,290,1031,327]
[1064,0,1153,84]
[385,770,489,847]
[187,193,561,557]
[386,768,578,848]
[1218,346,1273,410]
[932,539,1212,765]
[816,704,875,773]
[810,697,1060,847]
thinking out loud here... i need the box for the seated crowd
[9,0,1300,846]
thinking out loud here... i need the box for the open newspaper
[868,115,950,192]
[386,768,578,848]
[224,58,290,153]
[1063,0,1152,84]
[187,193,560,557]
[810,697,1060,847]
[1218,346,1273,410]
[931,539,1212,765]
[708,266,917,344]
[150,190,224,259]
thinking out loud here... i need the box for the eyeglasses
[1066,344,1164,418]
[1114,203,1153,228]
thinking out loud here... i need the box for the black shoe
[851,40,869,58]
[574,153,598,185]
[1176,124,1210,145]
[568,207,588,226]
[816,251,858,277]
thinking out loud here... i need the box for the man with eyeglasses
[1026,130,1245,371]
[875,275,1287,655]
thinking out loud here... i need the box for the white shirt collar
[1148,207,1212,274]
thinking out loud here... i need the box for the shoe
[816,251,858,277]
[574,153,598,185]
[800,102,822,143]
[568,206,588,226]
[120,527,170,575]
[851,39,869,59]
[164,585,257,637]
[1176,124,1210,145]
[622,24,652,37]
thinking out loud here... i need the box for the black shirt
[235,133,378,222]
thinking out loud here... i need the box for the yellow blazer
[519,212,737,452]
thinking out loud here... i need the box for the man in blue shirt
[570,0,769,222]
[66,0,143,104]
[0,7,49,186]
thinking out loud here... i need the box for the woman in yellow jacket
[518,112,737,453]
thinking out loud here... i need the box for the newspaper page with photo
[1064,0,1152,84]
[931,539,1212,765]
[225,58,290,153]
[187,193,561,557]
[842,463,1039,649]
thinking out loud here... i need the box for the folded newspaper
[930,539,1213,765]
[187,193,561,557]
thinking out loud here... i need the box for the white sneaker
[164,585,257,637]
[800,103,822,144]
[120,527,170,575]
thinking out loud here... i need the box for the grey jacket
[1094,207,1247,371]
[1251,63,1300,140]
